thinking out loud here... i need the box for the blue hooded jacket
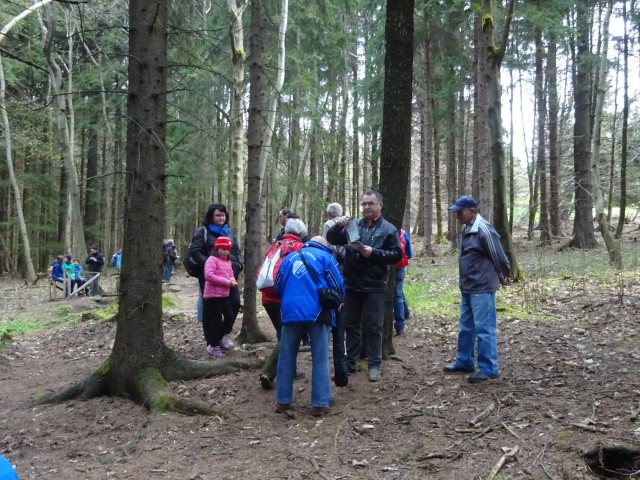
[275,240,344,326]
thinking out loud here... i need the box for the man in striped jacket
[443,196,512,384]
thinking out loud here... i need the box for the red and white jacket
[259,234,305,304]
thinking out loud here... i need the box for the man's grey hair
[326,202,343,218]
[363,189,383,203]
[284,218,307,238]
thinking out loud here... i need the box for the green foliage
[162,295,180,310]
[0,304,82,337]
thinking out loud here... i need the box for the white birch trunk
[40,5,87,257]
[227,0,247,235]
[257,0,289,183]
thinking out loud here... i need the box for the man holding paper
[326,189,402,382]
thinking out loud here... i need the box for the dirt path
[1,268,639,479]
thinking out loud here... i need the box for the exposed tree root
[33,353,263,416]
[235,327,268,345]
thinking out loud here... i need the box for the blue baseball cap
[448,195,478,212]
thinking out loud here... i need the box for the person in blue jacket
[274,236,344,417]
[51,255,64,283]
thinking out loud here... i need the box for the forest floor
[1,228,640,480]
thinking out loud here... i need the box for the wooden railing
[49,272,101,300]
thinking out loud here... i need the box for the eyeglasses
[360,201,379,207]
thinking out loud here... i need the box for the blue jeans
[455,292,499,376]
[276,322,331,408]
[163,263,174,281]
[394,268,407,332]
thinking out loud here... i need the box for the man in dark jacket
[326,189,402,382]
[85,244,104,296]
[162,239,177,281]
[443,195,512,384]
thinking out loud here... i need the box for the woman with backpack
[257,218,307,389]
[187,204,243,350]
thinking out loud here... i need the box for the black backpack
[183,227,206,277]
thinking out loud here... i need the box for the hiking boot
[368,366,382,382]
[275,403,293,413]
[221,334,235,350]
[443,363,475,374]
[468,372,499,384]
[260,374,273,390]
[395,329,405,337]
[206,345,225,358]
[311,406,330,417]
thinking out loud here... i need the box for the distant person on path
[162,239,177,281]
[110,249,122,271]
[326,189,402,382]
[85,244,104,295]
[202,236,237,359]
[274,236,344,416]
[443,195,512,384]
[190,203,243,350]
[274,208,291,242]
[258,218,307,389]
[394,228,412,336]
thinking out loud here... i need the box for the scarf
[208,223,231,237]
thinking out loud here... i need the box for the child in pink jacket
[203,237,237,358]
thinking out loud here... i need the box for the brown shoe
[275,403,293,413]
[310,406,329,417]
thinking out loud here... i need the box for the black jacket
[163,244,177,266]
[326,216,402,292]
[85,251,104,273]
[190,225,243,279]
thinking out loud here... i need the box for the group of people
[50,243,105,296]
[186,190,512,415]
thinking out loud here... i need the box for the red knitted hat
[214,236,232,250]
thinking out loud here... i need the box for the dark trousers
[342,290,385,369]
[261,302,282,381]
[199,276,240,335]
[203,297,233,347]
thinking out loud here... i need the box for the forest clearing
[1,230,639,480]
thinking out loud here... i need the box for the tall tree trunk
[484,0,520,279]
[473,0,492,217]
[569,0,597,249]
[590,0,620,267]
[227,0,248,235]
[378,0,413,357]
[239,0,269,343]
[110,0,171,396]
[420,34,434,254]
[351,55,360,214]
[0,54,37,283]
[534,13,550,245]
[547,30,562,236]
[41,5,87,258]
[615,0,629,239]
